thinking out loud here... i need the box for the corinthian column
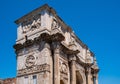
[95,75,98,84]
[53,42,60,84]
[93,73,98,84]
[91,57,99,84]
[69,55,76,84]
[87,68,93,84]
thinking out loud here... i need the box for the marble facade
[14,4,99,84]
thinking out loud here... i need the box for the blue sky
[0,0,120,84]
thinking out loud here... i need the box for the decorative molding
[61,42,80,55]
[14,32,65,52]
[17,64,50,76]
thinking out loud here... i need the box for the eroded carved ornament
[59,59,68,74]
[17,64,50,76]
[22,14,41,33]
[25,55,36,67]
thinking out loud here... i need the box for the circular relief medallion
[25,55,36,67]
[61,63,67,74]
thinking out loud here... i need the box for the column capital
[69,55,76,62]
[44,42,50,49]
[85,67,91,74]
[52,42,61,54]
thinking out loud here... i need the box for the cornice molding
[61,42,80,55]
[13,32,65,51]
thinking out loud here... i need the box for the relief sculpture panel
[59,58,68,81]
[22,14,41,33]
[17,64,50,76]
[59,59,68,79]
[25,55,36,67]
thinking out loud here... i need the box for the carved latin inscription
[17,64,50,76]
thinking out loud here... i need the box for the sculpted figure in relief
[22,14,41,33]
[86,50,93,64]
[59,60,68,74]
[52,19,59,29]
[25,55,36,67]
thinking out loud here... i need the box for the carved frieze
[17,64,50,76]
[22,14,41,33]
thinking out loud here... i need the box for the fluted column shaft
[95,75,98,84]
[86,67,93,84]
[69,55,76,84]
[92,71,99,84]
[43,42,52,84]
[53,42,60,84]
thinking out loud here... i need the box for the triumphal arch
[13,4,99,84]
